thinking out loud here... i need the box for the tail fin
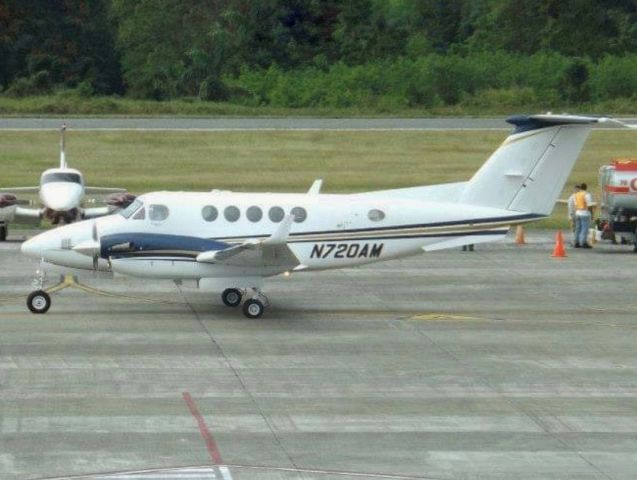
[460,114,600,215]
[59,123,67,169]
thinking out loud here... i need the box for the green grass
[3,94,637,117]
[2,129,636,229]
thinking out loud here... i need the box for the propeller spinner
[71,221,101,269]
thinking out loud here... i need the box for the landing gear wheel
[222,288,242,307]
[242,299,264,319]
[27,290,51,314]
[0,225,7,241]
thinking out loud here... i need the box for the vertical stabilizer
[460,115,600,215]
[59,124,67,169]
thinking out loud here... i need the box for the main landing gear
[221,287,269,319]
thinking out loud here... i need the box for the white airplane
[0,125,133,241]
[20,114,621,317]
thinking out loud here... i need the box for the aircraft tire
[242,299,264,319]
[222,288,242,307]
[27,290,51,314]
[0,225,7,241]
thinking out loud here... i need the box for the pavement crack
[176,286,302,474]
[406,321,616,480]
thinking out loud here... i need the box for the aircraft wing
[84,187,127,195]
[0,205,42,223]
[196,215,300,268]
[0,186,40,194]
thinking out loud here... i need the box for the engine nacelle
[0,193,18,208]
[106,192,136,209]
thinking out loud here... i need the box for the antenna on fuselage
[59,124,67,169]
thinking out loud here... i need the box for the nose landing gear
[27,267,51,314]
[27,290,51,314]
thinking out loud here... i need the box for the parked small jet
[20,114,624,317]
[0,125,133,241]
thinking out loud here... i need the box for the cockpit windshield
[41,172,82,184]
[120,199,144,219]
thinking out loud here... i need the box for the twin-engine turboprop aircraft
[0,125,133,241]
[21,114,619,317]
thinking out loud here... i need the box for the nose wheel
[27,290,51,314]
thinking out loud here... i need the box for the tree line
[1,0,637,108]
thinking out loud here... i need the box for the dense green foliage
[2,0,637,110]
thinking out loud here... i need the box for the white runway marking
[95,467,217,478]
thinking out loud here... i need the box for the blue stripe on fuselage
[101,233,230,259]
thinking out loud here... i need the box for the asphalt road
[0,117,513,131]
[1,230,636,480]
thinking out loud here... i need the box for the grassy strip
[2,129,635,229]
[2,94,637,117]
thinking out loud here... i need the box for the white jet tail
[460,114,602,216]
[59,123,68,169]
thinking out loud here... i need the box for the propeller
[71,221,101,270]
[0,193,17,208]
[91,221,99,270]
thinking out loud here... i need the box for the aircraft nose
[21,234,47,259]
[41,184,82,211]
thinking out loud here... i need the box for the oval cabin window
[247,206,263,222]
[269,206,285,223]
[202,206,218,222]
[224,206,240,222]
[368,209,385,222]
[291,206,307,223]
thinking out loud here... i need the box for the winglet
[307,179,323,195]
[599,118,637,129]
[263,214,294,245]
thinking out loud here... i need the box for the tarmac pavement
[1,230,636,480]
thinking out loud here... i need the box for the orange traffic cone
[515,225,526,245]
[551,231,567,258]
